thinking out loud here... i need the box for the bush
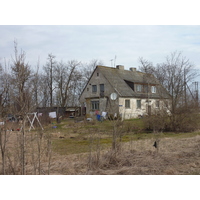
[143,105,200,133]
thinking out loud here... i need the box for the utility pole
[184,68,187,107]
[194,81,199,107]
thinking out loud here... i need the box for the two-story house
[79,65,170,119]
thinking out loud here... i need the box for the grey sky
[0,0,199,195]
[1,25,200,71]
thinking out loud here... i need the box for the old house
[79,65,170,119]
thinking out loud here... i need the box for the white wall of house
[118,97,165,119]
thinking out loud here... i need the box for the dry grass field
[48,134,200,175]
[1,118,200,175]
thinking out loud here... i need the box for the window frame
[151,86,156,93]
[100,84,104,92]
[156,100,160,108]
[91,101,99,110]
[92,85,97,93]
[136,84,142,92]
[136,99,141,109]
[125,99,130,109]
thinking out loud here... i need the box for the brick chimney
[130,67,136,72]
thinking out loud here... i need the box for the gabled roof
[97,65,169,99]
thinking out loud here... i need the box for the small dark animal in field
[153,141,157,148]
[59,136,65,139]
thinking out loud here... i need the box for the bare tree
[43,54,56,107]
[10,41,33,174]
[0,128,9,174]
[81,59,104,87]
[139,51,199,132]
[11,40,32,115]
[0,60,12,118]
[54,60,81,107]
[39,74,50,107]
[32,59,41,108]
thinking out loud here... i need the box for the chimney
[130,67,136,72]
[116,65,124,70]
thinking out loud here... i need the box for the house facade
[79,65,170,120]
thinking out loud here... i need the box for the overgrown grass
[48,118,200,155]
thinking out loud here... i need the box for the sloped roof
[97,66,169,99]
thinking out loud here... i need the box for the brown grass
[1,119,200,175]
[83,135,200,175]
[25,134,200,175]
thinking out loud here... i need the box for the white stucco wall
[118,97,166,119]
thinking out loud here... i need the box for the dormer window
[151,86,156,93]
[136,84,142,92]
[124,80,134,91]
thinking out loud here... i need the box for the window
[137,100,141,109]
[91,101,99,110]
[136,84,142,92]
[125,99,130,108]
[165,101,169,108]
[151,86,156,93]
[87,88,89,91]
[97,73,99,76]
[144,85,148,93]
[100,84,104,92]
[156,100,160,108]
[100,84,104,97]
[92,85,97,92]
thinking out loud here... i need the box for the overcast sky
[0,0,199,196]
[1,25,200,72]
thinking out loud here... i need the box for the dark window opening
[125,99,130,108]
[100,84,104,92]
[137,100,141,109]
[143,85,148,93]
[124,80,134,91]
[100,84,104,97]
[156,101,160,108]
